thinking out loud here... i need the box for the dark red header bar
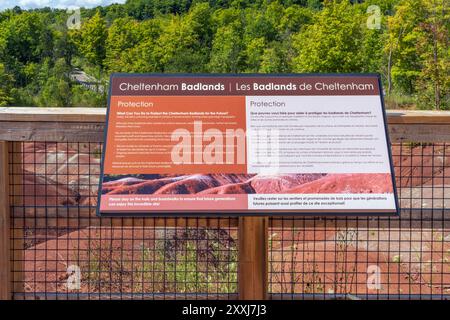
[111,75,380,96]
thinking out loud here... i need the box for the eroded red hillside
[284,173,393,194]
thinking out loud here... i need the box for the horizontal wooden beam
[1,109,450,143]
[1,108,450,124]
[0,107,106,122]
[386,110,450,124]
[2,124,448,143]
[389,123,450,142]
[0,121,105,142]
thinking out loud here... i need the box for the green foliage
[155,3,213,72]
[0,63,13,106]
[292,1,365,72]
[73,11,108,67]
[82,232,237,294]
[209,18,244,72]
[0,11,54,86]
[71,85,107,108]
[0,0,447,109]
[279,5,313,32]
[414,0,449,110]
[0,11,52,65]
[105,17,149,72]
[386,0,426,94]
[37,59,71,107]
[386,0,449,109]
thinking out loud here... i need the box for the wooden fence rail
[0,107,450,300]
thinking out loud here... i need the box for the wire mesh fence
[7,141,450,300]
[9,142,238,300]
[269,143,450,299]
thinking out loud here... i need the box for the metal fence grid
[269,143,450,299]
[9,142,238,300]
[8,141,450,300]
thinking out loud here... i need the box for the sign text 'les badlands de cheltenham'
[97,74,399,216]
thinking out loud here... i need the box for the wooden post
[10,142,24,298]
[0,141,11,299]
[238,217,268,300]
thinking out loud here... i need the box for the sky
[0,0,126,11]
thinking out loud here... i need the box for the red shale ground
[14,142,450,298]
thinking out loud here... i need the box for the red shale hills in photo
[101,173,393,195]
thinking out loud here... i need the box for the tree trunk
[387,45,393,95]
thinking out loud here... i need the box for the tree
[74,11,108,68]
[244,37,266,72]
[154,3,213,72]
[37,58,71,107]
[260,45,290,72]
[54,28,76,66]
[208,7,245,72]
[279,5,313,33]
[125,0,155,20]
[105,3,128,22]
[414,0,449,110]
[0,11,53,86]
[0,0,445,110]
[386,0,426,95]
[127,19,163,72]
[359,3,388,76]
[244,2,280,43]
[209,22,245,72]
[0,63,13,106]
[292,0,365,73]
[105,17,142,72]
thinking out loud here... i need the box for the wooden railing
[0,107,449,300]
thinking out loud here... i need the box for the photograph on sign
[97,74,398,216]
